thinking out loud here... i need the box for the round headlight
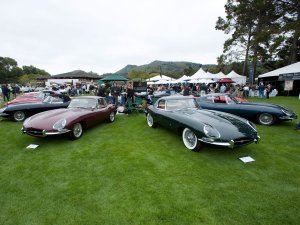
[204,125,221,138]
[53,118,66,130]
[281,108,292,116]
[0,107,7,113]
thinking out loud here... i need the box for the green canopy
[100,74,128,81]
[96,80,112,85]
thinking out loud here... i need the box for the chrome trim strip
[22,128,70,137]
[199,137,259,149]
[43,129,70,136]
[199,138,234,148]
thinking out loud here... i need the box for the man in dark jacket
[1,84,10,102]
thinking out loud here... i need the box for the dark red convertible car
[22,96,117,139]
[6,90,59,105]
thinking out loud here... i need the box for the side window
[98,98,107,108]
[201,96,214,103]
[157,100,166,109]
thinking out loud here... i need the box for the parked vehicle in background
[5,90,59,106]
[197,93,297,125]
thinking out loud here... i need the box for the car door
[153,99,171,127]
[86,98,111,126]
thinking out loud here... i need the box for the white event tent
[174,75,191,83]
[190,68,207,79]
[189,78,215,84]
[227,71,246,85]
[148,74,173,81]
[202,72,226,80]
[147,74,174,84]
[190,68,226,81]
[258,61,300,78]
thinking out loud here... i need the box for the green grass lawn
[0,96,300,225]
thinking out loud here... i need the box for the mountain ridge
[115,60,216,78]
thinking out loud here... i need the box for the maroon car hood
[24,108,91,130]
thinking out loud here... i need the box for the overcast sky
[0,0,228,75]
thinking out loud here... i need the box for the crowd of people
[0,80,276,106]
[0,84,21,102]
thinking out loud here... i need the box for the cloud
[0,0,227,75]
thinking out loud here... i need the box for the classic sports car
[146,96,259,151]
[6,90,59,105]
[0,95,71,122]
[197,93,297,125]
[22,96,117,139]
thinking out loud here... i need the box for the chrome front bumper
[199,136,260,149]
[22,127,70,137]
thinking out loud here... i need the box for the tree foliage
[0,56,50,84]
[0,57,22,83]
[22,65,49,76]
[216,0,300,81]
[128,70,157,80]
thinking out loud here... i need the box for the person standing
[12,84,20,99]
[219,83,226,93]
[258,81,265,98]
[243,84,250,98]
[111,83,120,105]
[1,84,10,102]
[97,84,107,97]
[126,82,134,103]
[183,85,191,96]
[266,83,272,99]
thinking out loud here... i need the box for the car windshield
[68,98,97,109]
[230,96,240,103]
[43,96,63,104]
[36,92,46,99]
[166,99,198,110]
[200,95,238,104]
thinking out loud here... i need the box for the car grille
[233,138,256,146]
[23,127,46,137]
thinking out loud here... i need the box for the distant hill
[115,60,214,78]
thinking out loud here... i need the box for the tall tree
[216,0,256,77]
[216,0,281,82]
[274,0,300,64]
[0,57,22,83]
[22,65,50,76]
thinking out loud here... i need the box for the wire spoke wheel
[147,113,156,128]
[70,123,83,139]
[258,113,274,125]
[182,128,201,152]
[13,111,26,122]
[109,112,115,122]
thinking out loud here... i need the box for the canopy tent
[189,78,215,84]
[146,81,156,85]
[148,75,172,81]
[199,72,226,80]
[100,74,128,81]
[258,61,300,78]
[96,80,112,85]
[175,75,191,82]
[227,71,246,85]
[155,79,172,85]
[214,72,226,80]
[190,68,207,79]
